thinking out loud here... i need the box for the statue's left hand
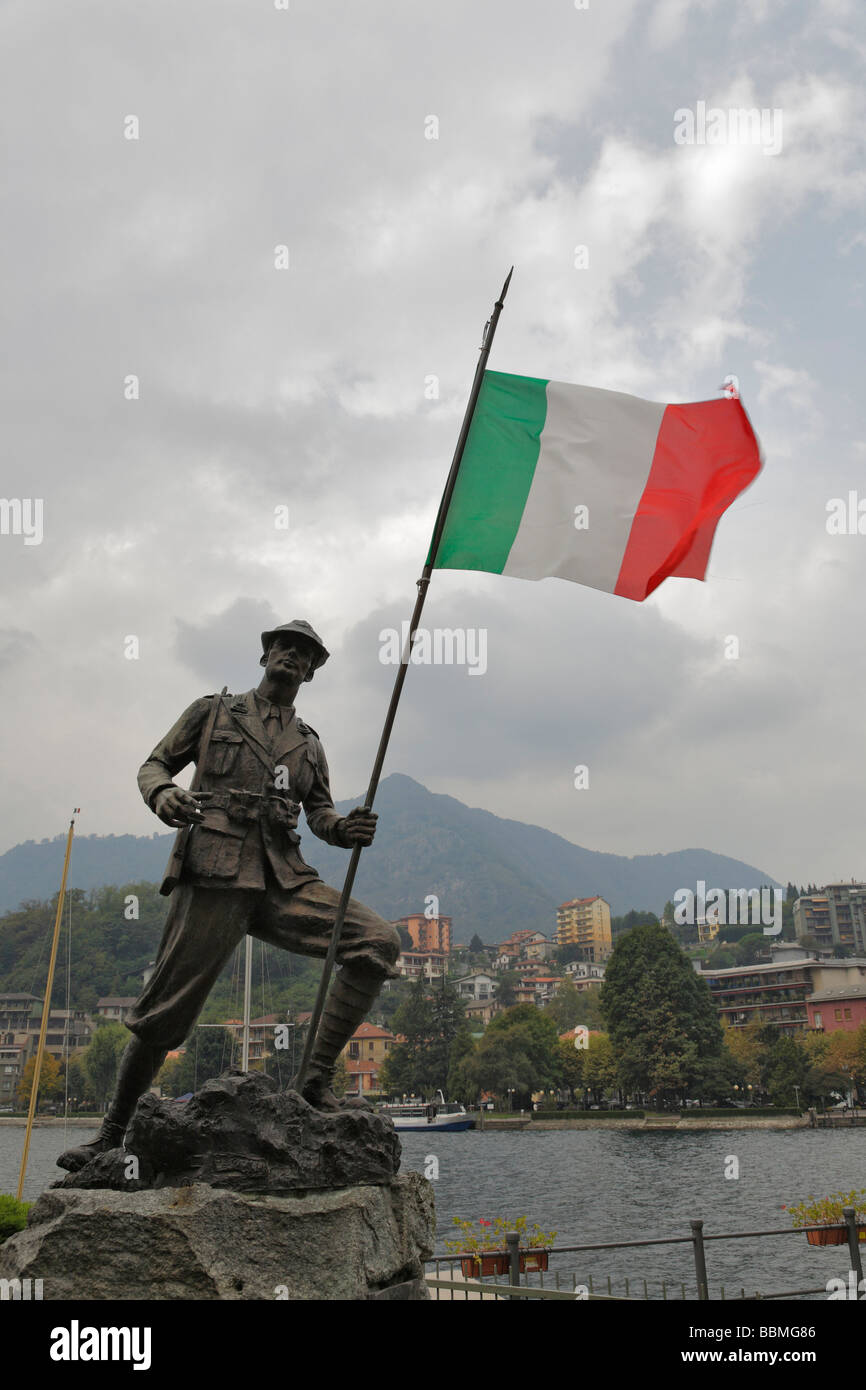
[340,807,378,847]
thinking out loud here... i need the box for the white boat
[379,1090,475,1132]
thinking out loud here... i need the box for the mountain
[0,774,780,939]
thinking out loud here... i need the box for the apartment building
[396,950,447,982]
[397,913,452,955]
[701,943,866,1032]
[793,883,866,955]
[807,988,866,1033]
[0,1044,25,1107]
[0,993,91,1061]
[555,896,612,963]
[564,961,606,991]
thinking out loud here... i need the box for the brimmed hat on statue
[259,620,330,672]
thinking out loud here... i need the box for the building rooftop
[700,957,863,979]
[350,1022,395,1040]
[807,986,866,1003]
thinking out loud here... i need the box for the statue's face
[265,633,317,684]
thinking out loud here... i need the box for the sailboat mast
[16,809,79,1201]
[241,935,252,1072]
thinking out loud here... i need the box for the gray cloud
[1,0,864,890]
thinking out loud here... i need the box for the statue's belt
[205,788,301,830]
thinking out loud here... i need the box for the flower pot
[459,1249,551,1276]
[459,1253,511,1277]
[805,1224,866,1246]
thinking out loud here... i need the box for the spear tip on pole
[498,266,514,304]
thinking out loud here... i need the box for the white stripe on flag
[502,382,666,591]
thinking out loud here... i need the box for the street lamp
[506,1087,515,1112]
[793,1084,801,1113]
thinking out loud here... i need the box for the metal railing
[425,1208,865,1301]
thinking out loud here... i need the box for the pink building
[807,987,866,1033]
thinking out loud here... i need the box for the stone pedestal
[53,1071,401,1193]
[0,1174,434,1300]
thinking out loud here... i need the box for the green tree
[378,978,464,1098]
[62,1054,93,1109]
[611,909,660,939]
[732,932,768,966]
[722,1021,765,1091]
[470,1004,561,1105]
[15,1052,63,1108]
[545,980,584,1032]
[447,1024,478,1104]
[555,1036,585,1099]
[496,970,521,1007]
[572,989,606,1034]
[601,922,726,1105]
[166,1026,237,1096]
[761,1033,810,1107]
[469,934,485,954]
[582,1033,618,1103]
[84,1023,130,1105]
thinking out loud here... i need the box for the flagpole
[296,268,513,1093]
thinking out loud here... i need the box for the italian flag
[430,371,762,601]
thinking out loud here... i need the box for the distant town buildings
[697,915,720,945]
[96,997,138,1024]
[395,911,451,982]
[0,991,94,1106]
[397,912,452,955]
[793,883,866,955]
[555,896,612,962]
[464,997,502,1028]
[700,942,866,1033]
[396,951,447,982]
[807,988,866,1033]
[455,972,497,1002]
[495,929,547,962]
[523,936,556,962]
[341,1021,395,1096]
[564,961,606,991]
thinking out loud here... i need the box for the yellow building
[342,1022,395,1097]
[555,896,612,962]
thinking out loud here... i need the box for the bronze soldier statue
[58,620,400,1172]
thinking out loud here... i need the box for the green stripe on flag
[429,370,548,573]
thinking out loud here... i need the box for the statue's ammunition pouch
[206,788,301,841]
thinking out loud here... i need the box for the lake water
[5,1123,865,1299]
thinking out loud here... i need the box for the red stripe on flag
[613,398,762,602]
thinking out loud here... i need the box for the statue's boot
[56,1039,167,1172]
[296,968,383,1112]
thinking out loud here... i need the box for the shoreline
[527,1115,808,1130]
[1,1115,812,1131]
[0,1117,98,1127]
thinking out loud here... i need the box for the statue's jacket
[138,690,347,894]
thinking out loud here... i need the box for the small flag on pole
[429,370,762,601]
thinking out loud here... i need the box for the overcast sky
[1,0,864,891]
